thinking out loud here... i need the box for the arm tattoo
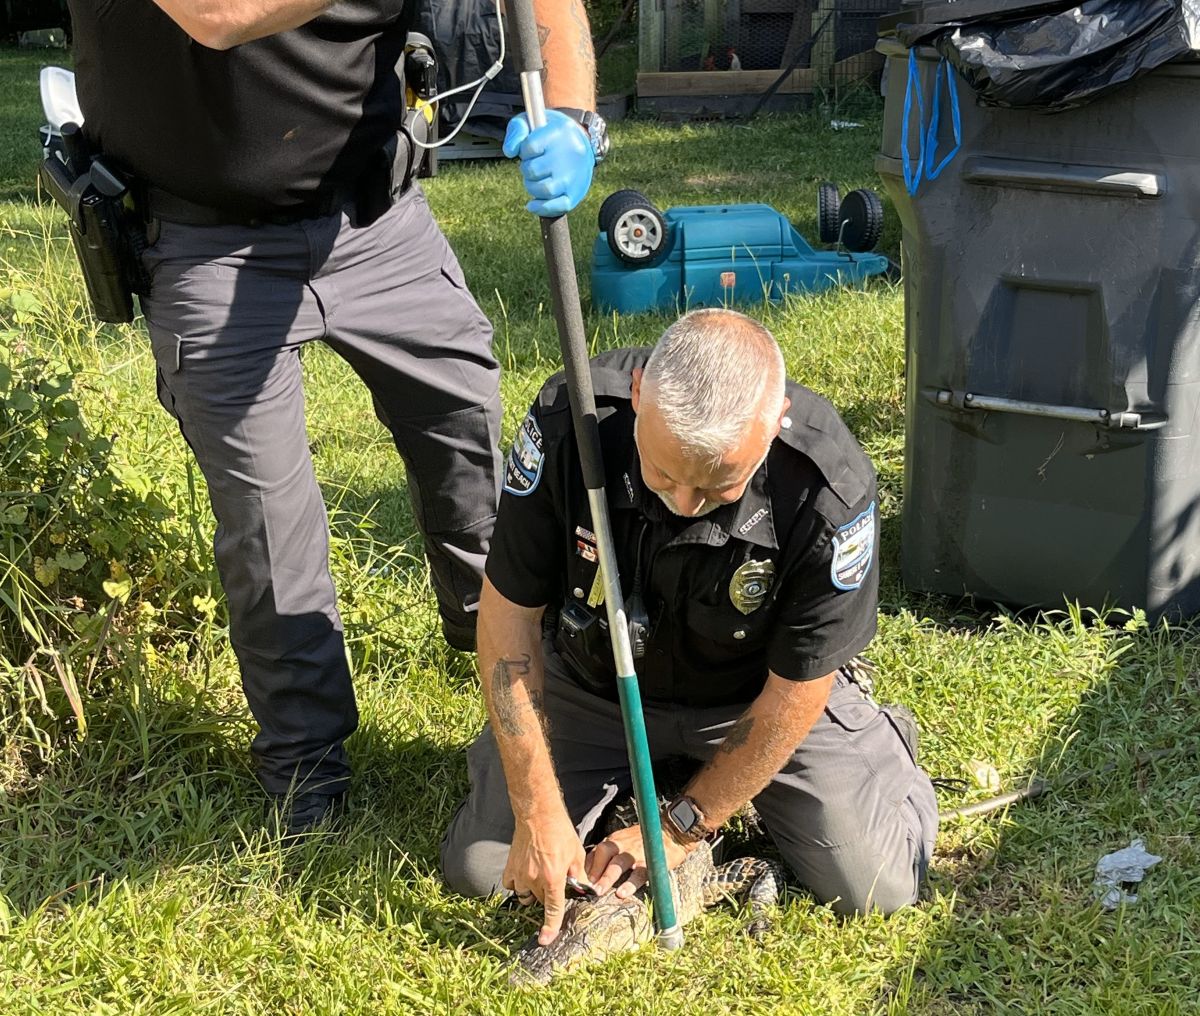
[537,22,550,79]
[718,714,756,755]
[568,0,592,63]
[492,653,535,737]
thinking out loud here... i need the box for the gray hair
[641,309,786,462]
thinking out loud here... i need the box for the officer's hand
[585,823,695,900]
[503,110,594,218]
[503,806,587,946]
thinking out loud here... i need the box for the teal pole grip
[616,673,681,943]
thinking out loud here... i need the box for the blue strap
[902,49,926,196]
[924,57,962,182]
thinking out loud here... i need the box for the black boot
[266,789,348,840]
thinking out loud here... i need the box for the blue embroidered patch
[503,412,544,496]
[831,502,876,591]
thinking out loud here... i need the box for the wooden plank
[834,50,883,81]
[638,0,663,72]
[665,0,683,69]
[637,68,816,96]
[811,0,836,86]
[639,92,812,120]
[741,0,800,13]
[780,1,813,68]
[703,0,722,59]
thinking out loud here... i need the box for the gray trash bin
[877,2,1200,621]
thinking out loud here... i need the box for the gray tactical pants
[140,187,501,795]
[441,645,938,915]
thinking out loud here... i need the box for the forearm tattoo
[568,1,596,79]
[491,653,536,737]
[537,23,550,80]
[718,714,756,755]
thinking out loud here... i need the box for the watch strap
[552,106,609,163]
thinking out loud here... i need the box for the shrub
[0,283,204,742]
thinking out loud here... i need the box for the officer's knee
[823,865,920,917]
[439,831,509,899]
[783,839,925,918]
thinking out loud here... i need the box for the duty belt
[145,128,419,228]
[145,184,355,227]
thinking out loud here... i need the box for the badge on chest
[729,559,775,615]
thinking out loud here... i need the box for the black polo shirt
[67,0,411,219]
[486,348,880,708]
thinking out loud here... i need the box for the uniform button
[733,629,747,640]
[781,417,792,430]
[573,587,585,599]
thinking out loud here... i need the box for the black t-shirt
[67,1,411,218]
[486,348,880,708]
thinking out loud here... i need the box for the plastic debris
[967,759,1001,792]
[1093,838,1162,910]
[830,120,863,131]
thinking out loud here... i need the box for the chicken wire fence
[638,0,903,87]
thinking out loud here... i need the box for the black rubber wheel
[598,189,652,234]
[605,194,668,266]
[817,181,841,244]
[840,188,884,253]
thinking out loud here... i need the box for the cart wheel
[598,189,652,234]
[817,181,841,244]
[605,195,668,266]
[840,188,884,252]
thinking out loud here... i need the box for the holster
[40,144,148,324]
[354,127,421,227]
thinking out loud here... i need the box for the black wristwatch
[554,107,610,164]
[662,794,714,846]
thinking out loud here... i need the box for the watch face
[668,797,697,832]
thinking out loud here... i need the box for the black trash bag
[897,0,1200,111]
[411,0,523,140]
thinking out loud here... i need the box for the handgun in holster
[355,32,441,224]
[39,123,147,324]
[403,31,439,179]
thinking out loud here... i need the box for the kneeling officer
[441,309,938,945]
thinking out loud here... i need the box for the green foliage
[0,281,207,741]
[585,0,635,41]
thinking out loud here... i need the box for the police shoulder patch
[830,501,876,591]
[503,411,545,496]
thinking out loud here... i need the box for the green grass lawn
[1,46,1198,1015]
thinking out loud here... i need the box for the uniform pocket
[824,693,878,732]
[822,679,916,804]
[683,600,771,653]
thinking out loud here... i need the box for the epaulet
[777,383,872,508]
[537,347,648,415]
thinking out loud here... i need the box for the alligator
[509,833,785,986]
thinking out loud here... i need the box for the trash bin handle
[924,60,961,182]
[904,51,962,195]
[902,50,926,196]
[929,388,1166,431]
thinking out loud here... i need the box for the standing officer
[441,309,938,944]
[65,0,606,833]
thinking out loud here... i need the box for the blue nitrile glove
[504,110,595,218]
